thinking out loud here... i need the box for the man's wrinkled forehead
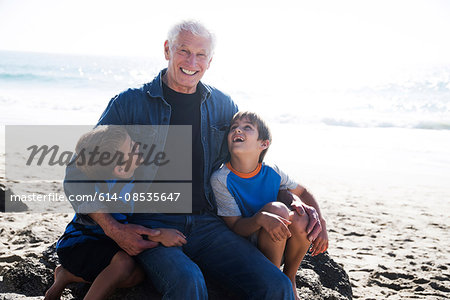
[172,31,212,54]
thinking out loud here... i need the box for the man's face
[164,31,213,94]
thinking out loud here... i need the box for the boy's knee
[111,251,137,276]
[262,202,290,220]
[290,211,309,235]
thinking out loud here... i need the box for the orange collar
[226,162,262,179]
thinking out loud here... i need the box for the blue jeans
[133,212,294,300]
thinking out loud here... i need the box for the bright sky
[1,0,450,88]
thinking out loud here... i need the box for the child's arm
[289,184,329,256]
[150,228,187,247]
[212,170,290,241]
[222,212,292,242]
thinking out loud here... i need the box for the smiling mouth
[180,68,198,75]
[233,136,244,143]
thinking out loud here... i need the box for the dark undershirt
[162,83,208,212]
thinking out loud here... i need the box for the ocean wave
[2,51,449,131]
[413,122,450,130]
[0,72,67,82]
[321,118,361,128]
[269,113,450,131]
[321,118,450,130]
[0,50,159,90]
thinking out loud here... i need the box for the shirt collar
[226,162,262,179]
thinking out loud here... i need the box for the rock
[0,255,23,264]
[0,259,53,296]
[0,184,28,213]
[40,243,59,271]
[0,293,43,300]
[297,252,352,299]
[0,247,352,299]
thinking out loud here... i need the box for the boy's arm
[222,212,291,242]
[222,215,259,237]
[151,228,187,247]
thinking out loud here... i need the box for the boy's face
[227,117,269,158]
[114,134,142,179]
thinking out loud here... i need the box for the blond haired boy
[46,125,186,300]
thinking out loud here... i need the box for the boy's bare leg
[44,265,87,300]
[257,202,291,266]
[284,211,310,300]
[84,250,144,300]
[257,230,287,267]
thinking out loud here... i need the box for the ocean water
[0,51,166,124]
[1,50,449,129]
[1,50,450,195]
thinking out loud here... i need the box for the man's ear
[164,40,170,60]
[260,140,270,150]
[207,56,213,69]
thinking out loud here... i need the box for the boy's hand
[311,220,329,256]
[154,228,187,247]
[258,211,292,242]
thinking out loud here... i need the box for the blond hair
[75,126,128,179]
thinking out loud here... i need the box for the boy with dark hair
[211,112,329,299]
[45,125,187,300]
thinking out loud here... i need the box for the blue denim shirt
[64,69,238,216]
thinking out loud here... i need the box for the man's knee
[137,247,207,298]
[176,263,205,286]
[261,201,290,220]
[169,263,207,298]
[255,270,294,299]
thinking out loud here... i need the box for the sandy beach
[2,0,450,297]
[1,123,449,299]
[268,124,450,299]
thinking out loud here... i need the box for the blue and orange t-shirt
[211,162,297,217]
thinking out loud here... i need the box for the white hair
[167,20,216,55]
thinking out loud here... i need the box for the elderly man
[65,20,321,299]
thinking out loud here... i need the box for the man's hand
[291,199,322,242]
[257,211,292,242]
[106,223,161,256]
[311,220,329,256]
[154,228,187,247]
